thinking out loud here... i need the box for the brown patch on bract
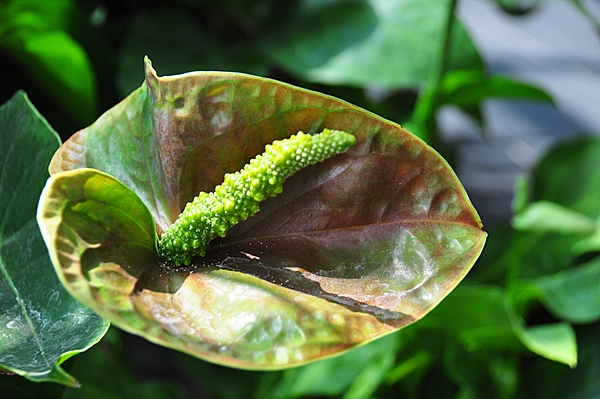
[49,129,88,174]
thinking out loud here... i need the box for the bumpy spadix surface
[38,59,486,369]
[160,130,356,266]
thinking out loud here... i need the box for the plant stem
[411,0,459,144]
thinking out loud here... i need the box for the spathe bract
[38,58,485,368]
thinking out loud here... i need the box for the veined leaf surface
[0,91,108,386]
[39,59,485,368]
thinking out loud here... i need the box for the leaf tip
[144,56,160,100]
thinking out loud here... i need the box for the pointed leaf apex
[144,56,160,100]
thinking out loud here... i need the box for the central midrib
[0,236,52,368]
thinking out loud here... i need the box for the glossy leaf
[264,0,482,89]
[0,91,108,386]
[39,60,486,368]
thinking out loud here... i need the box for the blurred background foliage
[1,0,600,398]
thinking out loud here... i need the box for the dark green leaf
[264,0,482,89]
[262,0,377,73]
[491,0,538,15]
[0,0,98,124]
[175,351,280,399]
[0,91,108,386]
[38,61,485,368]
[421,286,523,352]
[384,349,433,385]
[0,374,65,399]
[61,328,188,399]
[116,8,267,97]
[501,231,580,282]
[442,343,519,399]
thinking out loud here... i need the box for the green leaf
[0,0,98,124]
[533,136,600,219]
[269,333,399,399]
[174,352,280,399]
[261,0,377,73]
[512,201,597,235]
[491,0,537,15]
[343,345,396,399]
[38,60,486,368]
[530,257,600,324]
[421,286,523,352]
[424,285,578,367]
[384,349,433,385]
[264,0,482,89]
[520,323,600,399]
[439,70,554,107]
[511,174,530,214]
[442,343,518,399]
[572,229,600,255]
[0,91,108,386]
[497,137,600,283]
[499,232,579,284]
[512,322,578,368]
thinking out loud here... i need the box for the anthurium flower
[37,58,485,369]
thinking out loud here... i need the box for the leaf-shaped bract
[0,91,108,386]
[40,59,486,368]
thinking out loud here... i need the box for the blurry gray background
[442,0,600,224]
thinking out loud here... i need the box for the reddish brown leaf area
[42,59,485,367]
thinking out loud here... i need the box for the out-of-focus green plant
[2,0,600,398]
[0,0,100,124]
